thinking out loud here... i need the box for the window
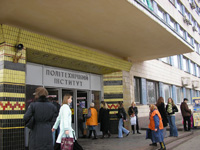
[192,90,197,97]
[185,88,191,103]
[173,55,180,68]
[197,66,200,77]
[169,17,177,30]
[134,77,141,103]
[160,57,170,64]
[183,57,189,72]
[157,6,166,21]
[169,0,176,5]
[187,34,193,45]
[194,41,199,53]
[179,26,185,38]
[147,80,159,104]
[190,61,195,75]
[177,0,183,14]
[176,87,182,104]
[163,84,172,103]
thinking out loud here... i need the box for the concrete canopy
[0,0,193,62]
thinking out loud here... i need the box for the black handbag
[73,132,83,150]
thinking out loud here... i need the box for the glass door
[77,91,88,138]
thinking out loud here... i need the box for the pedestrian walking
[180,98,192,131]
[148,104,166,150]
[117,102,130,138]
[98,101,111,138]
[52,93,75,150]
[24,87,56,150]
[128,102,141,134]
[166,97,178,137]
[156,97,168,138]
[86,102,98,139]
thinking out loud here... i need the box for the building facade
[0,0,199,149]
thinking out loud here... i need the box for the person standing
[156,97,168,138]
[148,104,166,150]
[128,102,141,134]
[117,102,130,138]
[180,98,192,131]
[86,103,98,139]
[24,87,56,150]
[77,102,84,138]
[166,97,178,137]
[98,101,111,138]
[52,94,74,150]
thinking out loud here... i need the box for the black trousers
[183,116,191,131]
[131,116,139,132]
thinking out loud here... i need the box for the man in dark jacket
[180,98,192,131]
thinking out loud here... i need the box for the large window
[163,84,172,103]
[147,80,159,104]
[176,87,182,104]
[185,88,191,103]
[134,77,141,103]
[183,57,189,72]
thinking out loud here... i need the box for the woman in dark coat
[98,101,111,138]
[24,87,56,150]
[156,97,168,138]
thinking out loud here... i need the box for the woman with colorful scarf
[166,97,178,137]
[148,104,166,150]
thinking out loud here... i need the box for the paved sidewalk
[78,129,194,150]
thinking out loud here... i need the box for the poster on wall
[192,97,200,112]
[193,113,200,127]
[192,97,200,127]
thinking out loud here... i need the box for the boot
[88,130,92,138]
[92,130,98,140]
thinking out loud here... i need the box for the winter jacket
[98,108,110,132]
[128,106,138,116]
[149,110,163,130]
[117,107,127,120]
[157,103,168,127]
[86,107,98,126]
[23,97,56,150]
[180,102,191,117]
[166,104,178,116]
[53,104,74,143]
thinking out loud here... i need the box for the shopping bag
[61,137,74,150]
[130,116,136,125]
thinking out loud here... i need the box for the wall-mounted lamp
[15,44,24,52]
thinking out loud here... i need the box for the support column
[0,43,26,150]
